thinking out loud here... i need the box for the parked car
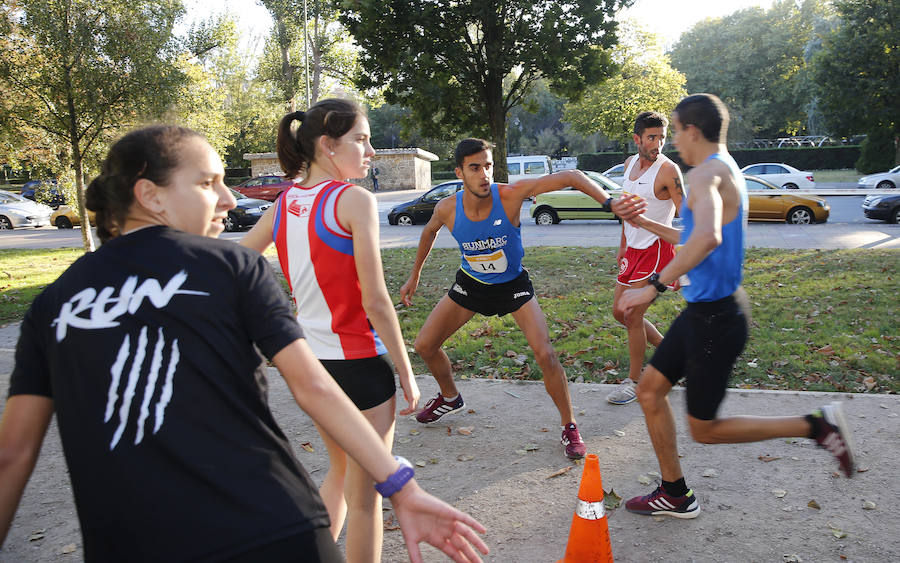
[861,193,900,223]
[232,175,293,201]
[530,170,622,225]
[387,180,463,225]
[601,163,625,184]
[857,165,900,190]
[507,155,551,183]
[225,189,272,231]
[0,189,53,229]
[740,163,814,190]
[745,175,828,224]
[50,205,95,229]
[21,179,66,208]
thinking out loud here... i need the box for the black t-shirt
[9,226,329,562]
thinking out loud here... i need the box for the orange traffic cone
[557,454,613,562]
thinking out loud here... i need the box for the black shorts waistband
[685,287,747,314]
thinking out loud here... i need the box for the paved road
[2,192,898,250]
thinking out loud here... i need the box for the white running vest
[622,154,677,249]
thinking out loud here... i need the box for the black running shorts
[649,288,750,421]
[448,269,535,317]
[319,354,396,411]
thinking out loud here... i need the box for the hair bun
[291,110,306,122]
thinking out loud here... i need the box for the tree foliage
[0,0,185,250]
[341,0,627,181]
[670,0,828,140]
[811,0,899,164]
[563,22,686,149]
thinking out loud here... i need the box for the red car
[232,175,294,201]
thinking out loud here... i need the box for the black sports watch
[374,456,415,497]
[600,197,614,213]
[648,273,668,293]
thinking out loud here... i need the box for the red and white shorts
[617,239,678,288]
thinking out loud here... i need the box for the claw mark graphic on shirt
[52,270,208,342]
[105,326,179,450]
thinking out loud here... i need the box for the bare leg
[613,281,661,383]
[314,424,348,540]
[511,298,574,425]
[635,366,683,481]
[688,414,811,444]
[413,295,475,398]
[343,396,397,563]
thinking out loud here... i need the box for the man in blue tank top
[400,138,623,460]
[615,94,856,519]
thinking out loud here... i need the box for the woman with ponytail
[241,98,421,562]
[0,125,487,562]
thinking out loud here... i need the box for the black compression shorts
[319,354,396,411]
[447,269,534,317]
[649,288,750,421]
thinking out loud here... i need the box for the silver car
[0,189,53,229]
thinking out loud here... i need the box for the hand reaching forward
[391,480,489,562]
[400,276,419,306]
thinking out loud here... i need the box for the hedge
[577,146,861,172]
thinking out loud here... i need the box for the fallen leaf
[816,345,835,356]
[505,349,517,358]
[28,530,46,542]
[457,454,474,462]
[862,500,876,510]
[702,468,718,478]
[409,429,420,436]
[638,474,652,485]
[300,442,314,453]
[782,555,802,562]
[540,428,549,433]
[758,455,781,462]
[613,430,626,437]
[828,523,847,539]
[428,458,439,464]
[467,409,476,414]
[383,514,401,531]
[603,488,622,510]
[515,449,527,455]
[415,460,427,467]
[60,544,77,554]
[457,426,474,436]
[807,500,821,510]
[546,466,573,479]
[446,426,452,436]
[397,437,411,444]
[862,376,876,391]
[522,444,540,452]
[772,489,787,498]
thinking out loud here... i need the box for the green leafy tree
[563,23,686,149]
[0,0,185,250]
[811,0,899,165]
[670,0,828,140]
[341,0,626,181]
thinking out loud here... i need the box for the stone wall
[243,148,438,192]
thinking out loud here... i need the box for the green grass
[2,246,896,394]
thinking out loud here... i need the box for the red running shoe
[561,422,586,460]
[811,402,856,477]
[626,486,700,519]
[415,393,465,424]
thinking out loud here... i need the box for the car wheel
[787,207,813,224]
[891,207,900,224]
[877,180,895,190]
[783,183,798,190]
[55,216,73,229]
[223,215,236,232]
[0,216,11,230]
[396,214,414,226]
[534,209,557,226]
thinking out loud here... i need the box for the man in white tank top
[607,111,685,405]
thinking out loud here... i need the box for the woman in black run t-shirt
[0,126,488,562]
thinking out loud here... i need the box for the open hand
[400,277,419,306]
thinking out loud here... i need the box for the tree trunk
[64,67,94,252]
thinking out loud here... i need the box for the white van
[506,155,552,183]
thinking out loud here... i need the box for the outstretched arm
[400,198,450,306]
[274,340,488,562]
[507,170,615,205]
[0,395,53,546]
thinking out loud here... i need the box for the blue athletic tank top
[680,153,748,303]
[452,184,524,284]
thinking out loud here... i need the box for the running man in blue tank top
[614,94,856,519]
[400,138,625,460]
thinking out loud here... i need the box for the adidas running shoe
[625,486,700,519]
[606,378,637,405]
[415,393,465,424]
[561,422,586,460]
[811,402,856,477]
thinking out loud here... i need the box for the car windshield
[0,191,26,203]
[229,188,246,199]
[890,165,900,174]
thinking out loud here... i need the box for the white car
[740,163,815,190]
[601,163,625,184]
[857,164,900,190]
[0,189,53,230]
